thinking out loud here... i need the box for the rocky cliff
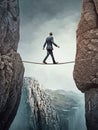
[25,78,60,130]
[10,77,60,130]
[73,0,98,130]
[10,77,86,130]
[0,0,24,130]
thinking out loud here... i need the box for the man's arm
[43,41,47,50]
[53,42,59,47]
[51,37,60,48]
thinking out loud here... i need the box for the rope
[22,57,95,65]
[23,60,75,65]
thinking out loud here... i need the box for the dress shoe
[43,61,47,64]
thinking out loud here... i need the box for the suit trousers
[43,49,56,63]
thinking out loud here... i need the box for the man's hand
[57,45,60,48]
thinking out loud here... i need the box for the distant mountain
[45,89,81,109]
[10,77,86,130]
[45,89,86,130]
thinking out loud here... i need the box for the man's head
[49,32,53,36]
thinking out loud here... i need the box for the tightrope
[22,57,95,65]
[22,61,75,65]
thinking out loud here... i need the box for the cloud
[18,0,82,92]
[19,0,81,25]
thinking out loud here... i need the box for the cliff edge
[0,0,24,130]
[73,0,98,130]
[23,77,60,130]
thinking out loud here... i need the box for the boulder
[0,1,24,130]
[73,0,98,130]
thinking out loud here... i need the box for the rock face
[0,0,24,130]
[10,77,60,130]
[73,0,98,130]
[25,78,60,130]
[25,78,61,130]
[10,78,86,130]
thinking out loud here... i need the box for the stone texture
[73,0,98,130]
[23,78,60,130]
[0,0,20,55]
[74,0,98,92]
[0,0,24,130]
[10,78,86,130]
[85,88,98,130]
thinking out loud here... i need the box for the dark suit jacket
[43,36,58,50]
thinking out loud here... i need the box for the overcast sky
[18,0,82,92]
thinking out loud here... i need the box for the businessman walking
[43,32,60,64]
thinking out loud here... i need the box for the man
[43,32,60,64]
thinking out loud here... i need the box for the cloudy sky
[18,0,82,92]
